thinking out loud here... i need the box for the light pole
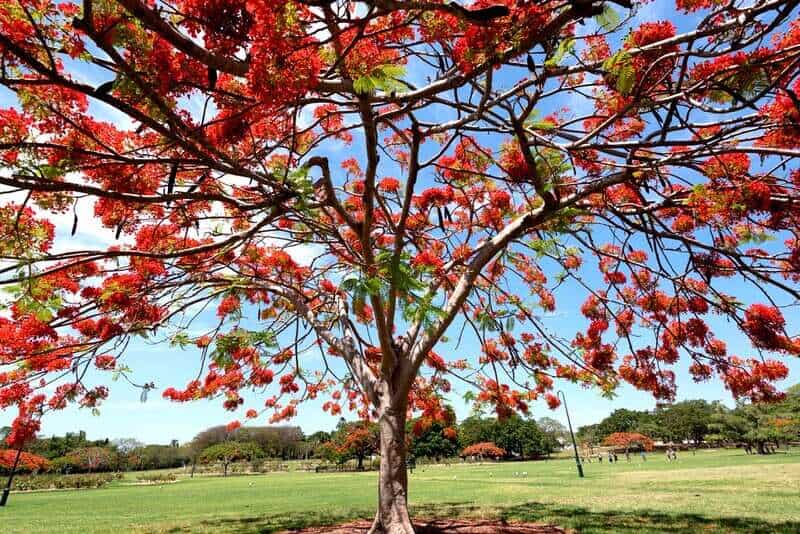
[557,390,584,478]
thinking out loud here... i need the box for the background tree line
[7,386,798,476]
[577,386,800,453]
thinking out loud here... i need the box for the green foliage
[28,431,90,460]
[707,391,800,452]
[595,5,620,31]
[353,64,406,94]
[603,50,635,95]
[199,441,262,474]
[545,38,575,68]
[578,392,800,449]
[458,415,555,459]
[210,329,277,368]
[126,444,191,471]
[408,420,458,460]
[654,400,717,444]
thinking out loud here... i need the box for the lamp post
[557,390,584,478]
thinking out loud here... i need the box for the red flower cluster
[742,304,799,354]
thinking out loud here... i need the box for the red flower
[544,393,561,410]
[378,177,401,192]
[412,250,444,271]
[94,355,117,370]
[217,295,241,317]
[226,420,241,433]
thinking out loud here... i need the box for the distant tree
[576,423,601,446]
[191,425,307,460]
[133,444,191,470]
[236,426,305,459]
[0,450,50,474]
[494,416,551,459]
[112,438,145,455]
[654,400,717,445]
[458,416,496,449]
[594,409,654,440]
[199,442,262,476]
[321,420,379,470]
[306,430,332,458]
[708,393,800,454]
[537,417,568,451]
[190,426,231,452]
[460,442,506,460]
[602,432,655,454]
[28,431,93,460]
[54,447,117,473]
[408,420,458,461]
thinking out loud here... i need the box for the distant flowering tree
[0,450,50,474]
[2,0,800,531]
[602,432,655,453]
[460,442,506,459]
[321,420,379,469]
[64,446,116,473]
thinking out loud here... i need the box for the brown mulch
[281,518,566,533]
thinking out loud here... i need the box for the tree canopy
[2,0,800,530]
[602,431,655,451]
[461,442,506,459]
[0,449,50,473]
[320,419,379,469]
[198,441,262,476]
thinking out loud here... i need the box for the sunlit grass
[2,448,799,533]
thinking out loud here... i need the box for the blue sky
[2,1,800,445]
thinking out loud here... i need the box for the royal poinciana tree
[2,0,800,530]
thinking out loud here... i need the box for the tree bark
[370,407,414,534]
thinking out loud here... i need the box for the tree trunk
[370,407,414,534]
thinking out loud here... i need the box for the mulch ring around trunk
[281,518,567,533]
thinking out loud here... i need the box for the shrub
[11,472,121,491]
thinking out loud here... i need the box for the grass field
[2,449,799,533]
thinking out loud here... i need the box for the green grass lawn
[2,449,799,533]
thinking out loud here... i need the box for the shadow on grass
[175,501,800,533]
[165,509,373,534]
[490,502,800,534]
